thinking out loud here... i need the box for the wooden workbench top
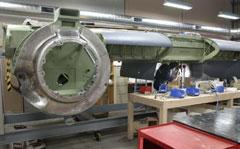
[129,90,240,108]
[130,90,240,101]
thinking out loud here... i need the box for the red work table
[138,122,239,149]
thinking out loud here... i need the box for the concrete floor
[46,131,137,149]
[0,130,137,149]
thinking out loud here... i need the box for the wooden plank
[226,99,234,108]
[164,92,240,109]
[159,106,167,124]
[127,100,134,140]
[129,91,240,109]
[0,58,4,135]
[129,94,163,108]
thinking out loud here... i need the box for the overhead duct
[0,1,55,14]
[0,1,233,35]
[80,11,195,31]
[0,1,41,13]
[80,12,231,34]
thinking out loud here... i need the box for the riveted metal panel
[101,30,172,47]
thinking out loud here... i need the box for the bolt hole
[14,125,27,130]
[86,69,90,73]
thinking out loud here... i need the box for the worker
[153,62,179,90]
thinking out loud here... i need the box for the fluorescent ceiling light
[163,0,192,10]
[218,12,240,20]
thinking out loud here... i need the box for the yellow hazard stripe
[5,59,12,91]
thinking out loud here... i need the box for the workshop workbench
[128,90,240,140]
[174,108,240,144]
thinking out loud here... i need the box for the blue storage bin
[186,87,200,96]
[159,84,168,93]
[170,88,186,98]
[214,86,224,93]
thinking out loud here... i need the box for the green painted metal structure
[5,27,239,63]
[106,34,240,62]
[2,8,240,115]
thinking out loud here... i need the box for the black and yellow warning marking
[5,59,12,91]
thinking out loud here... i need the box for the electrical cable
[214,91,220,112]
[208,81,220,112]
